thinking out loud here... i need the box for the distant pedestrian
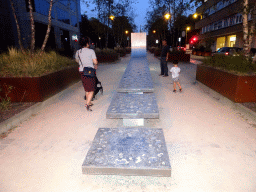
[75,37,98,111]
[170,60,182,92]
[159,39,169,77]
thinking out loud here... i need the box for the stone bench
[117,58,154,92]
[106,92,159,119]
[82,127,171,177]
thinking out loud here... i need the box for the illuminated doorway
[216,37,226,51]
[227,35,236,47]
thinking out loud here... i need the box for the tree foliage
[145,0,194,46]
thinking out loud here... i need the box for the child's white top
[170,66,180,78]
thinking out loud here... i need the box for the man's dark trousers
[160,57,168,76]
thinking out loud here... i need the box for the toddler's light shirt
[170,67,180,79]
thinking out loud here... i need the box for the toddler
[170,60,182,92]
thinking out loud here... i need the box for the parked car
[212,47,243,56]
[177,46,186,51]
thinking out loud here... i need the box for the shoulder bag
[78,49,96,77]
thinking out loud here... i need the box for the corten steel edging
[0,66,80,102]
[196,65,256,103]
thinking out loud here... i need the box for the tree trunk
[40,0,54,56]
[248,4,256,52]
[28,0,35,56]
[243,0,249,57]
[9,0,25,54]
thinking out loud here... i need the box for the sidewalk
[1,53,256,192]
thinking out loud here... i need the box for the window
[70,0,76,12]
[214,22,218,30]
[34,0,55,18]
[57,8,70,24]
[217,21,223,29]
[71,15,78,27]
[216,1,224,11]
[223,19,228,27]
[239,14,242,23]
[230,16,234,25]
[59,0,69,6]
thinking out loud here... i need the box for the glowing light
[193,13,198,19]
[164,13,171,20]
[109,15,115,20]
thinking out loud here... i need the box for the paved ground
[1,53,256,192]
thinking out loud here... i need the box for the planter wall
[196,65,256,102]
[168,53,190,62]
[0,66,80,102]
[154,50,161,57]
[97,55,119,63]
[202,52,211,56]
[196,51,202,56]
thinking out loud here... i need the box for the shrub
[169,49,185,54]
[114,47,126,57]
[0,47,77,77]
[204,54,256,75]
[95,48,119,62]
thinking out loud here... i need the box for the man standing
[159,39,169,77]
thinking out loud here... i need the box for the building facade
[0,0,81,53]
[195,0,256,51]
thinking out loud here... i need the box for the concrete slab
[117,58,154,92]
[106,92,159,119]
[123,119,144,127]
[82,128,171,177]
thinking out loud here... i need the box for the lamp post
[125,30,129,47]
[99,36,101,49]
[164,13,171,39]
[186,26,191,45]
[106,15,115,48]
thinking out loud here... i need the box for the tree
[40,0,54,56]
[112,16,135,47]
[9,0,55,56]
[146,0,193,46]
[9,0,25,54]
[82,0,137,47]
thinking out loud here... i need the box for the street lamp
[193,13,202,19]
[153,30,156,34]
[125,30,129,34]
[109,15,115,20]
[186,26,191,45]
[164,13,171,39]
[164,13,171,20]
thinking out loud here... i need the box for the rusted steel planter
[154,49,161,57]
[168,53,190,62]
[196,65,256,103]
[196,51,202,56]
[0,66,80,102]
[202,51,211,56]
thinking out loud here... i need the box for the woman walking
[75,37,98,111]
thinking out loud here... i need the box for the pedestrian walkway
[1,53,256,191]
